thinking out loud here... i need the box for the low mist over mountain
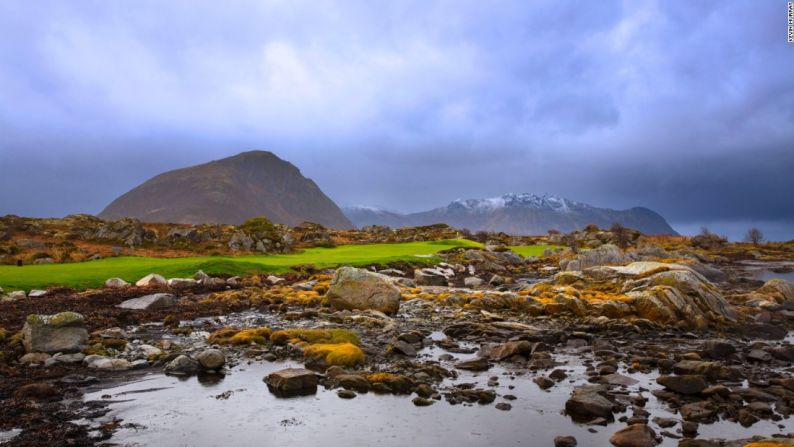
[100,151,354,228]
[344,193,677,235]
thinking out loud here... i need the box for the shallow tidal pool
[82,344,788,447]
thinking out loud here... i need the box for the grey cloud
[0,0,792,240]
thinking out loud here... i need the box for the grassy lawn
[508,244,560,257]
[0,239,481,291]
[0,240,560,291]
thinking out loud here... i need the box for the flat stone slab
[117,293,176,310]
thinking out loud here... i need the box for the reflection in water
[197,372,226,386]
[740,261,794,283]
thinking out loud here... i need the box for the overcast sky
[1,0,793,239]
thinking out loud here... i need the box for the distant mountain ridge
[99,151,354,228]
[344,193,677,235]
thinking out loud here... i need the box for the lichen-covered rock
[326,266,401,314]
[755,279,794,303]
[625,267,736,329]
[22,312,88,354]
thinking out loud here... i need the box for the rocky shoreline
[1,228,794,446]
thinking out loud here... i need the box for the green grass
[508,244,561,257]
[0,239,481,291]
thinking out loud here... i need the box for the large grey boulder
[22,312,88,354]
[117,293,176,310]
[326,266,401,314]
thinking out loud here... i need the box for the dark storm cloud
[0,0,792,239]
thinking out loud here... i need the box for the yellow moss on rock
[579,291,632,303]
[269,328,359,346]
[366,372,404,383]
[303,343,365,367]
[208,327,272,345]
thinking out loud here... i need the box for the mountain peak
[99,151,353,228]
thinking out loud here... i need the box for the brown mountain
[99,151,354,228]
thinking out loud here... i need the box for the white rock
[167,278,197,287]
[226,276,241,286]
[8,291,26,300]
[130,359,150,369]
[90,358,131,370]
[135,273,167,287]
[51,352,85,364]
[105,277,130,288]
[139,344,163,357]
[19,352,51,366]
[267,275,286,285]
[83,355,104,367]
[464,277,484,288]
[28,289,47,298]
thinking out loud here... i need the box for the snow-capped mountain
[449,193,580,213]
[343,193,677,235]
